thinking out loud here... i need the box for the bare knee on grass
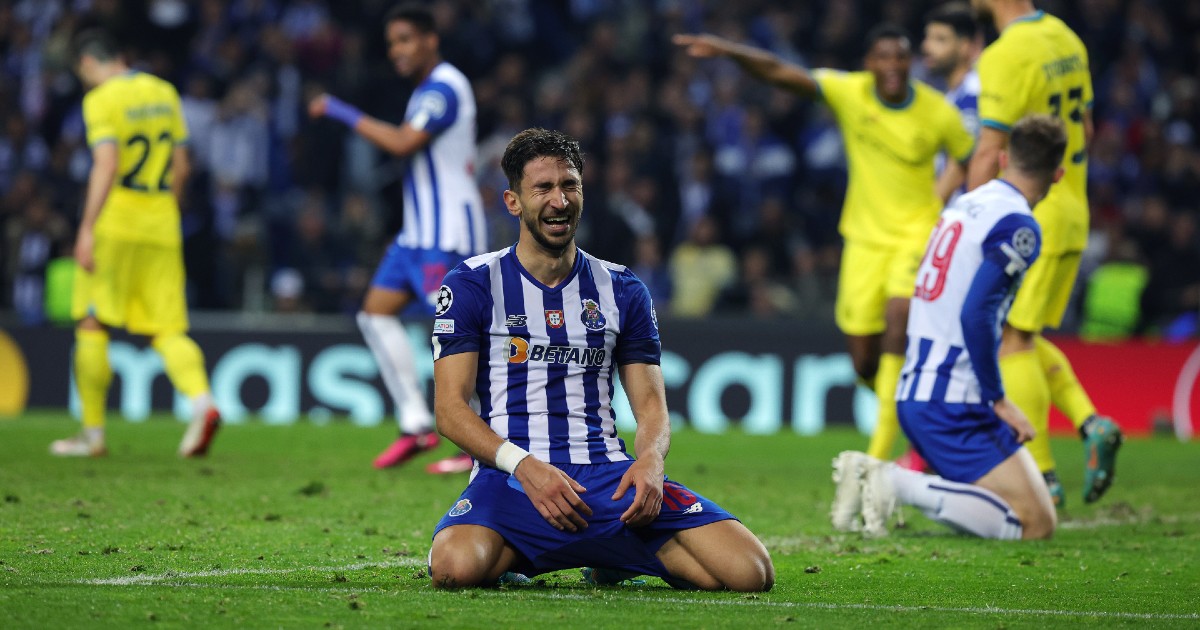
[428,525,515,589]
[977,448,1057,540]
[657,520,774,592]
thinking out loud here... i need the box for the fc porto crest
[580,298,606,331]
[448,499,472,517]
[544,310,565,328]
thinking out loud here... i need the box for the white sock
[84,427,105,445]
[888,464,1023,540]
[357,312,433,434]
[191,392,213,419]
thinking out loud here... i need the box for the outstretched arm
[612,362,670,527]
[673,33,820,98]
[308,93,433,158]
[434,352,594,532]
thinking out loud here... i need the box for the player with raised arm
[674,26,974,493]
[968,0,1122,507]
[426,128,773,591]
[832,114,1066,540]
[309,3,485,472]
[53,30,220,458]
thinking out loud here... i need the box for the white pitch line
[499,592,1200,621]
[80,576,1199,622]
[82,559,424,586]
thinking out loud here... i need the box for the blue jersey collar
[508,244,584,293]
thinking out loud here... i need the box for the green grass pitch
[1,412,1198,628]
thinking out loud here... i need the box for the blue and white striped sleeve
[960,213,1041,403]
[613,270,661,366]
[431,264,489,360]
[407,82,459,136]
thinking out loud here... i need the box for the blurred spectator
[0,113,50,194]
[1139,211,1200,334]
[208,76,270,239]
[270,266,309,313]
[4,192,70,324]
[631,234,671,310]
[669,214,736,317]
[1080,234,1147,341]
[0,0,1196,327]
[715,245,798,318]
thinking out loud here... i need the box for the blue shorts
[371,244,465,316]
[433,460,737,578]
[897,400,1022,483]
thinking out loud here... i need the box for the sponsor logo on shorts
[505,314,527,328]
[683,502,704,515]
[448,499,472,517]
[433,319,455,334]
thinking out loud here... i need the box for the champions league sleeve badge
[434,285,454,316]
[580,298,607,331]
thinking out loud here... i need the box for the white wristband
[492,441,530,470]
[495,441,530,474]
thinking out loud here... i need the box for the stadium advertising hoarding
[1,323,1194,437]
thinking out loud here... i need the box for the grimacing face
[509,156,583,255]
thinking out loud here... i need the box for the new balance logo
[505,315,527,328]
[683,502,704,515]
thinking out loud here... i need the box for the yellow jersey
[814,70,974,248]
[978,11,1093,254]
[83,71,189,246]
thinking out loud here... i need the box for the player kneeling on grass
[832,115,1067,540]
[426,128,774,591]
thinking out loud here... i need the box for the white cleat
[831,451,868,532]
[179,404,221,457]
[860,456,896,538]
[50,434,107,458]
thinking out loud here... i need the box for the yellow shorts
[1007,250,1082,332]
[71,238,189,335]
[835,240,924,336]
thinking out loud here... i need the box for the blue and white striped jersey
[396,61,487,256]
[948,68,981,140]
[431,247,661,465]
[897,179,1041,405]
[936,68,981,203]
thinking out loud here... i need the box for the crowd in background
[2,0,1199,338]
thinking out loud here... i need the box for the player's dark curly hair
[501,128,585,192]
[926,2,977,39]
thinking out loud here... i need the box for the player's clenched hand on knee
[994,398,1036,444]
[613,455,664,528]
[514,457,593,532]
